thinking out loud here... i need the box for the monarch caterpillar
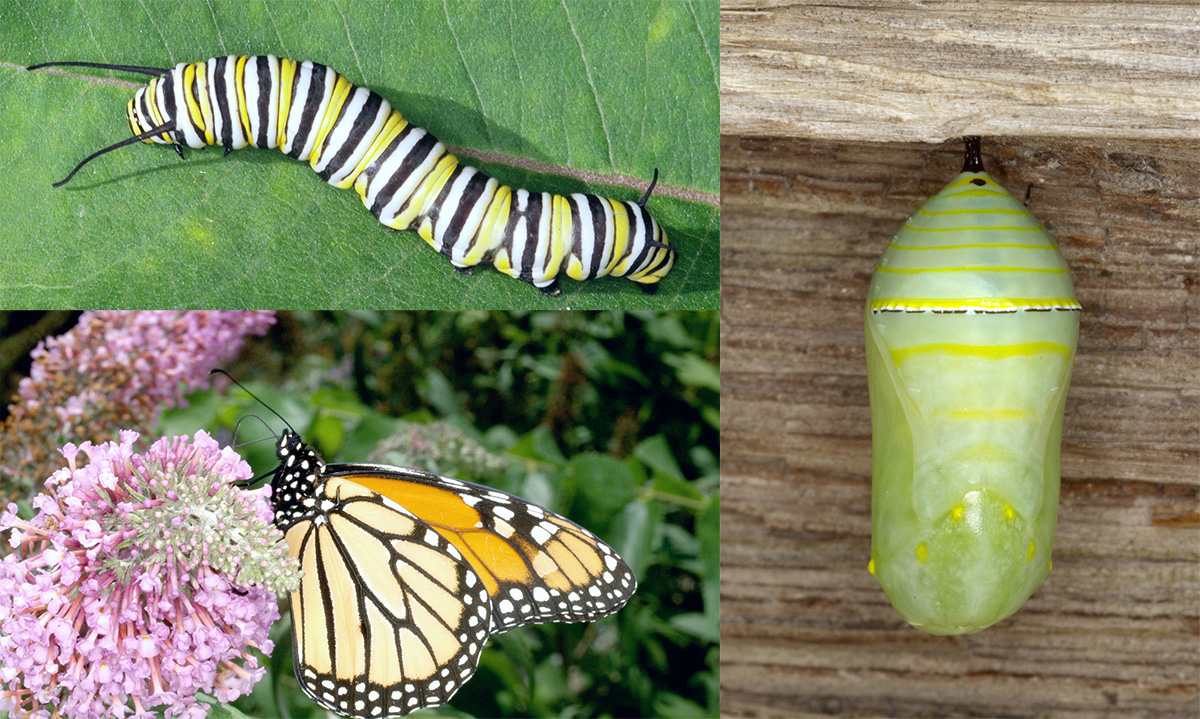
[219,376,636,718]
[27,56,675,297]
[864,138,1080,635]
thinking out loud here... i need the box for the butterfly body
[266,429,635,718]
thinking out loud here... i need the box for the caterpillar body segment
[36,55,675,296]
[865,138,1080,635]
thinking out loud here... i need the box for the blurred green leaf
[0,0,718,308]
[697,497,721,617]
[529,426,567,465]
[635,434,686,482]
[612,498,654,579]
[668,611,719,644]
[201,698,256,719]
[663,352,721,392]
[419,368,463,417]
[308,413,346,455]
[652,693,710,719]
[572,452,637,511]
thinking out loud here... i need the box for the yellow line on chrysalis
[886,243,1055,251]
[901,224,1045,233]
[875,266,1068,274]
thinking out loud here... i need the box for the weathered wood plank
[720,1,1200,141]
[720,136,1199,717]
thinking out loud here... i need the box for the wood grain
[720,136,1199,717]
[720,1,1200,141]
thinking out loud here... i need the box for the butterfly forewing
[325,464,638,634]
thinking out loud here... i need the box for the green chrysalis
[865,138,1080,635]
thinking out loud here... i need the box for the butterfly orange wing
[325,463,637,633]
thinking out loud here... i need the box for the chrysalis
[865,138,1080,634]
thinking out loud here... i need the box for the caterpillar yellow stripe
[31,55,675,297]
[864,137,1080,635]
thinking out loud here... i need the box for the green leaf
[697,496,720,615]
[668,610,719,643]
[0,0,717,309]
[652,692,711,719]
[634,434,686,481]
[197,696,255,719]
[570,452,636,511]
[663,351,721,392]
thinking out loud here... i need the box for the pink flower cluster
[0,430,297,719]
[1,311,275,500]
[15,310,275,423]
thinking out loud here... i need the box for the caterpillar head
[126,67,188,148]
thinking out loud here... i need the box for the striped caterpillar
[864,138,1080,634]
[29,56,675,297]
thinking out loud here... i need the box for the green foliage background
[0,0,719,308]
[156,310,720,718]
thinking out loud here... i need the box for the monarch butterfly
[221,381,637,717]
[27,56,675,297]
[864,137,1080,635]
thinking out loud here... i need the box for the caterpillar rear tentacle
[30,55,675,295]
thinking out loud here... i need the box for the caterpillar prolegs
[29,56,674,297]
[865,138,1080,635]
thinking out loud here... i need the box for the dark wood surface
[720,136,1199,718]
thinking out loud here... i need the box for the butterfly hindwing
[325,464,638,634]
[275,435,492,718]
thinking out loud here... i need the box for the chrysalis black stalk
[29,55,676,295]
[962,136,984,173]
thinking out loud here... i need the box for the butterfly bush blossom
[0,310,275,500]
[367,421,510,479]
[0,430,299,719]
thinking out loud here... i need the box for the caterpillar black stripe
[30,55,675,296]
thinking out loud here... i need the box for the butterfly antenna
[232,414,283,448]
[51,121,174,187]
[210,368,297,434]
[637,168,659,208]
[223,418,280,489]
[28,60,169,76]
